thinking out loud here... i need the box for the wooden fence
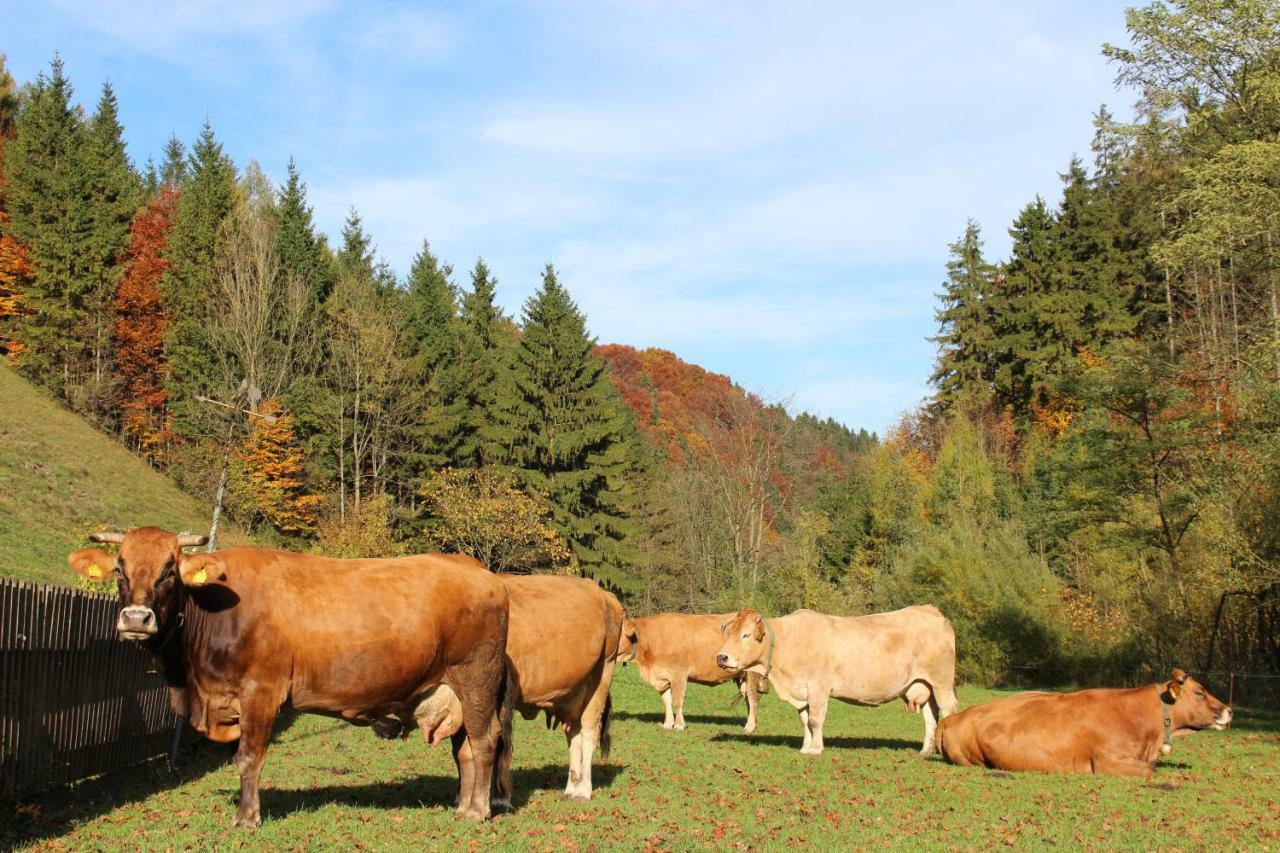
[0,578,175,799]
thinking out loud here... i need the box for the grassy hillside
[0,364,242,586]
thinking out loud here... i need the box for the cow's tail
[600,693,613,762]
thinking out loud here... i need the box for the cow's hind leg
[446,655,504,820]
[920,699,939,756]
[231,692,281,829]
[563,721,587,800]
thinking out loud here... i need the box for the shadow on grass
[1228,705,1280,734]
[710,733,920,751]
[256,762,625,819]
[612,711,746,726]
[5,710,314,847]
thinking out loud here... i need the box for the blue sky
[4,1,1135,433]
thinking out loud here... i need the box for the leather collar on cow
[1159,686,1174,753]
[762,616,776,683]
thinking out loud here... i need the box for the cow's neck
[147,589,191,688]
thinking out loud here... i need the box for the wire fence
[0,578,176,800]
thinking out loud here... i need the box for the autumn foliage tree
[233,398,322,535]
[419,467,573,573]
[113,187,177,457]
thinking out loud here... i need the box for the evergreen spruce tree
[990,197,1058,420]
[160,121,236,438]
[402,239,467,480]
[160,134,186,189]
[493,264,644,572]
[276,158,332,308]
[461,258,512,466]
[3,56,93,394]
[930,220,998,410]
[81,81,140,409]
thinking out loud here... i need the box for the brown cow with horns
[935,668,1231,777]
[68,527,509,827]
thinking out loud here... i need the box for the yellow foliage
[235,399,321,534]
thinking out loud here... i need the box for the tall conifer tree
[930,220,998,409]
[3,57,93,394]
[160,121,236,438]
[493,264,644,571]
[461,258,512,466]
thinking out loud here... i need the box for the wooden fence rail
[0,578,175,800]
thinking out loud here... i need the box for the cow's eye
[1196,690,1205,698]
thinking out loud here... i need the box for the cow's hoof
[563,791,590,802]
[673,723,686,731]
[742,723,757,735]
[661,722,674,730]
[231,812,261,830]
[454,806,489,821]
[799,747,821,756]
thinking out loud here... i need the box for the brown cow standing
[490,574,625,805]
[716,607,958,754]
[620,613,763,732]
[935,669,1232,777]
[68,527,509,827]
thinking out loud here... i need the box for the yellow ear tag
[87,565,104,580]
[1169,684,1180,700]
[190,567,208,585]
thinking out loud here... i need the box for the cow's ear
[179,553,227,587]
[1163,679,1181,702]
[720,617,733,636]
[69,548,115,581]
[753,617,766,643]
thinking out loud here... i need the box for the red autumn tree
[113,187,178,458]
[0,109,30,363]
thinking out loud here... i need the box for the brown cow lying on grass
[620,613,765,732]
[69,527,509,826]
[716,606,958,755]
[935,668,1231,777]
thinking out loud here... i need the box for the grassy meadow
[6,668,1278,850]
[0,364,246,586]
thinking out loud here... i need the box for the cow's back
[501,574,620,708]
[779,606,954,704]
[189,548,506,719]
[633,612,734,685]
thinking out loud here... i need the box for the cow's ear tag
[87,564,104,580]
[190,567,208,585]
[1165,681,1180,701]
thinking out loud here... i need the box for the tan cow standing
[493,574,626,804]
[621,613,764,732]
[716,606,957,755]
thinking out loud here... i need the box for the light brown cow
[716,606,958,754]
[69,528,509,826]
[620,613,763,732]
[935,669,1232,777]
[492,574,625,805]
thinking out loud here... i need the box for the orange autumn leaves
[235,399,322,534]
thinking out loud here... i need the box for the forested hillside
[2,0,1278,686]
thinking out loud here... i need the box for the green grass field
[7,668,1278,850]
[0,365,245,586]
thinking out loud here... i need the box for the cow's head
[716,609,767,673]
[68,527,209,641]
[1163,668,1232,733]
[617,616,639,664]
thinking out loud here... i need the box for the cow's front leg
[803,694,828,755]
[1092,752,1156,779]
[920,697,938,756]
[564,722,586,800]
[660,685,676,729]
[671,675,688,730]
[741,675,759,734]
[231,695,279,829]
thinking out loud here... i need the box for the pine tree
[161,121,236,439]
[461,257,512,466]
[81,81,139,410]
[276,158,331,308]
[3,56,94,395]
[493,264,645,572]
[402,239,467,480]
[930,220,998,409]
[160,134,185,189]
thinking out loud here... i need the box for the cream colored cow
[716,606,958,755]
